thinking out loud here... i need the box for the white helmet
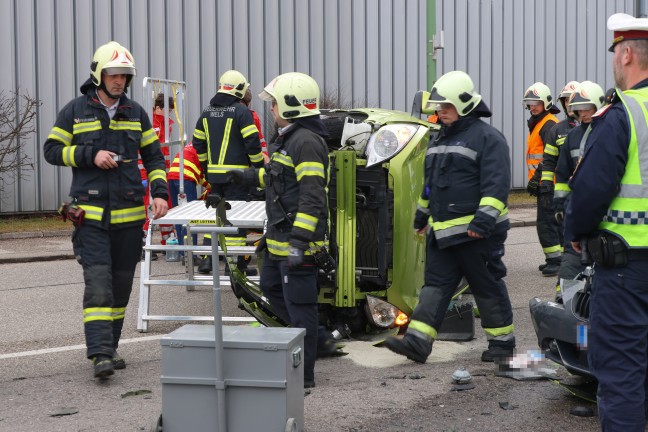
[218,70,249,99]
[90,41,136,88]
[569,81,605,111]
[558,81,580,100]
[523,82,553,110]
[426,71,482,116]
[259,72,321,119]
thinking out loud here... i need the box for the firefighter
[193,70,264,275]
[565,14,648,430]
[537,81,579,270]
[229,72,333,387]
[44,41,169,379]
[552,81,604,301]
[523,82,562,277]
[383,70,515,364]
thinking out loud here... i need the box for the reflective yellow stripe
[241,124,258,138]
[193,129,206,140]
[109,120,142,132]
[148,169,167,183]
[544,143,559,156]
[141,128,158,147]
[111,307,126,320]
[48,127,72,145]
[258,167,266,188]
[267,238,291,256]
[295,161,325,181]
[408,319,437,339]
[218,118,233,165]
[110,206,145,223]
[478,197,506,212]
[72,121,102,134]
[541,171,554,181]
[417,197,429,208]
[273,153,294,167]
[83,307,113,322]
[293,212,318,232]
[249,151,264,163]
[62,146,77,167]
[197,152,208,162]
[78,204,104,222]
[484,324,515,337]
[225,237,247,247]
[207,164,248,174]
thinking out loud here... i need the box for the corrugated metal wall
[0,0,640,212]
[0,0,428,213]
[436,0,636,187]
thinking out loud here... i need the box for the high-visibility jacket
[526,113,558,180]
[598,89,648,248]
[44,80,168,228]
[193,94,264,184]
[167,143,208,189]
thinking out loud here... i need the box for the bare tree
[0,89,40,193]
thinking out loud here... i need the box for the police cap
[608,13,648,52]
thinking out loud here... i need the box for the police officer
[383,71,515,364]
[523,82,563,276]
[44,41,169,379]
[193,70,264,275]
[565,13,648,431]
[230,72,331,388]
[552,81,605,301]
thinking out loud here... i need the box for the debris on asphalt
[495,349,559,380]
[49,407,79,417]
[451,367,472,384]
[121,389,152,398]
[499,402,518,410]
[570,406,595,417]
[408,373,425,380]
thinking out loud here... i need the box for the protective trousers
[72,224,142,359]
[260,253,318,383]
[536,194,562,264]
[588,259,648,432]
[411,231,515,349]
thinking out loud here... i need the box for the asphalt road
[0,226,600,432]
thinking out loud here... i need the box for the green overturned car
[228,93,442,337]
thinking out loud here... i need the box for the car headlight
[365,294,409,328]
[365,124,420,167]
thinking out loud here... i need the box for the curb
[0,230,73,240]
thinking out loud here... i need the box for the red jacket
[250,108,267,157]
[140,114,173,179]
[167,143,208,188]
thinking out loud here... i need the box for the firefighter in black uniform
[384,70,515,364]
[230,72,331,388]
[552,80,605,301]
[193,70,264,275]
[44,41,169,379]
[565,13,648,430]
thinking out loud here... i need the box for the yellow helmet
[523,82,553,110]
[558,81,580,99]
[569,81,605,111]
[259,72,321,119]
[218,70,249,99]
[426,70,482,116]
[90,41,136,87]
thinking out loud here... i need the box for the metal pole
[211,230,226,432]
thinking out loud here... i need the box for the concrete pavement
[0,205,537,264]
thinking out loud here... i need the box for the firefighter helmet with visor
[569,81,605,112]
[523,82,553,110]
[90,41,136,88]
[259,72,321,119]
[425,71,482,116]
[218,70,249,99]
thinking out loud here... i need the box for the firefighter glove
[229,168,257,186]
[204,192,223,209]
[413,209,429,231]
[287,246,305,268]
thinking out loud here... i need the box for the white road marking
[0,335,162,360]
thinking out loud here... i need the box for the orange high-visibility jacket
[526,114,557,180]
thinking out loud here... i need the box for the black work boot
[112,350,126,370]
[538,263,547,271]
[93,355,115,379]
[541,259,561,277]
[481,345,515,362]
[383,334,432,364]
[197,256,212,274]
